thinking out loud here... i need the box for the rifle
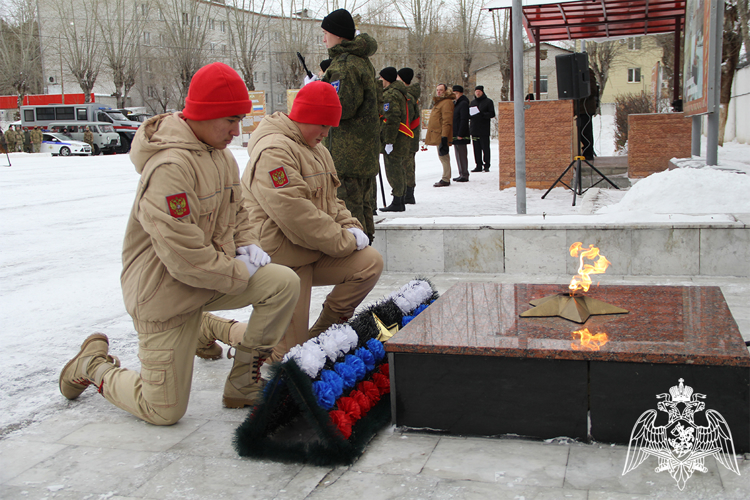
[296,52,313,79]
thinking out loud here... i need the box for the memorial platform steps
[579,156,630,189]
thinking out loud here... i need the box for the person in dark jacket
[469,85,495,172]
[451,85,470,182]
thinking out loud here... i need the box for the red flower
[379,363,389,378]
[372,372,391,395]
[358,380,381,404]
[338,396,362,421]
[350,390,372,414]
[329,409,353,439]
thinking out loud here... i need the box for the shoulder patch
[166,192,191,219]
[331,80,341,93]
[383,103,390,112]
[269,166,289,188]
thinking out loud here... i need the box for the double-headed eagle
[622,378,740,490]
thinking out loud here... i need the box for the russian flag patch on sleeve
[269,166,289,188]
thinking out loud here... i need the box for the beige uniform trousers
[438,152,452,183]
[102,263,300,426]
[269,245,383,362]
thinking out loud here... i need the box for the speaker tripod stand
[541,145,620,206]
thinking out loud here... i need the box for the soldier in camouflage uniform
[398,68,421,204]
[378,67,410,212]
[14,126,24,152]
[30,126,43,153]
[83,126,94,151]
[3,127,15,154]
[320,8,380,243]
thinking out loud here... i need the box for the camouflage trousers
[405,152,416,188]
[337,175,375,241]
[383,153,406,197]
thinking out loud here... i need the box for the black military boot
[381,196,406,212]
[404,187,416,204]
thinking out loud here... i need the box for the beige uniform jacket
[241,112,361,266]
[425,91,456,146]
[122,112,256,333]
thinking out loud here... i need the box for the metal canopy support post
[535,29,541,100]
[673,16,681,104]
[706,0,724,166]
[692,116,702,156]
[513,0,526,213]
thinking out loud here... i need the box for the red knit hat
[183,62,251,121]
[288,81,342,127]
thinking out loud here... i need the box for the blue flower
[312,380,336,409]
[366,338,386,362]
[345,354,367,381]
[334,362,357,389]
[355,347,376,372]
[401,314,414,327]
[320,370,344,397]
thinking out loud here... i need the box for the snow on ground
[1,115,749,433]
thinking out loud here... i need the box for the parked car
[47,122,120,155]
[42,133,92,156]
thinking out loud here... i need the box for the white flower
[388,280,433,314]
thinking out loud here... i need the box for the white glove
[347,227,369,250]
[303,74,319,86]
[237,244,271,267]
[236,254,260,278]
[469,106,480,116]
[384,144,394,155]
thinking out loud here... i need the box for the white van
[47,122,121,155]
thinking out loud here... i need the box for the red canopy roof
[484,0,686,42]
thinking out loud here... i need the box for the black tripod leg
[583,160,620,189]
[542,160,576,199]
[572,159,582,206]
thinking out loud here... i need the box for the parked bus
[20,103,139,153]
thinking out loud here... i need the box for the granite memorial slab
[386,283,750,451]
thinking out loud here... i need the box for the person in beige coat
[59,62,301,424]
[202,81,383,366]
[425,84,455,187]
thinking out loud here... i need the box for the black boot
[381,196,406,212]
[404,186,415,204]
[471,166,483,173]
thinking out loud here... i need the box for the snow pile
[596,167,750,215]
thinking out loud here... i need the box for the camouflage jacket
[322,33,380,179]
[30,128,43,144]
[405,83,421,153]
[380,80,410,157]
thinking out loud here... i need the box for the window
[196,16,201,25]
[262,72,267,83]
[532,75,548,94]
[143,32,150,45]
[209,18,215,30]
[159,34,166,47]
[56,107,75,120]
[220,21,226,32]
[144,59,152,72]
[277,93,283,104]
[276,74,281,83]
[182,12,189,25]
[628,67,642,83]
[141,4,148,17]
[210,42,216,53]
[222,44,227,54]
[254,71,258,81]
[627,37,641,50]
[37,107,55,121]
[76,108,87,120]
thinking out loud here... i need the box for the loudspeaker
[556,53,590,100]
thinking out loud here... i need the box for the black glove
[438,136,449,156]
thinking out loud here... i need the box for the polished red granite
[385,283,750,367]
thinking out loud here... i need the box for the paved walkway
[2,272,749,499]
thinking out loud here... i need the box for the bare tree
[275,1,321,90]
[227,0,271,91]
[719,0,744,144]
[454,0,485,89]
[0,0,43,106]
[55,0,101,102]
[157,0,213,108]
[585,39,621,99]
[96,0,148,108]
[392,0,441,98]
[491,9,511,101]
[739,0,750,57]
